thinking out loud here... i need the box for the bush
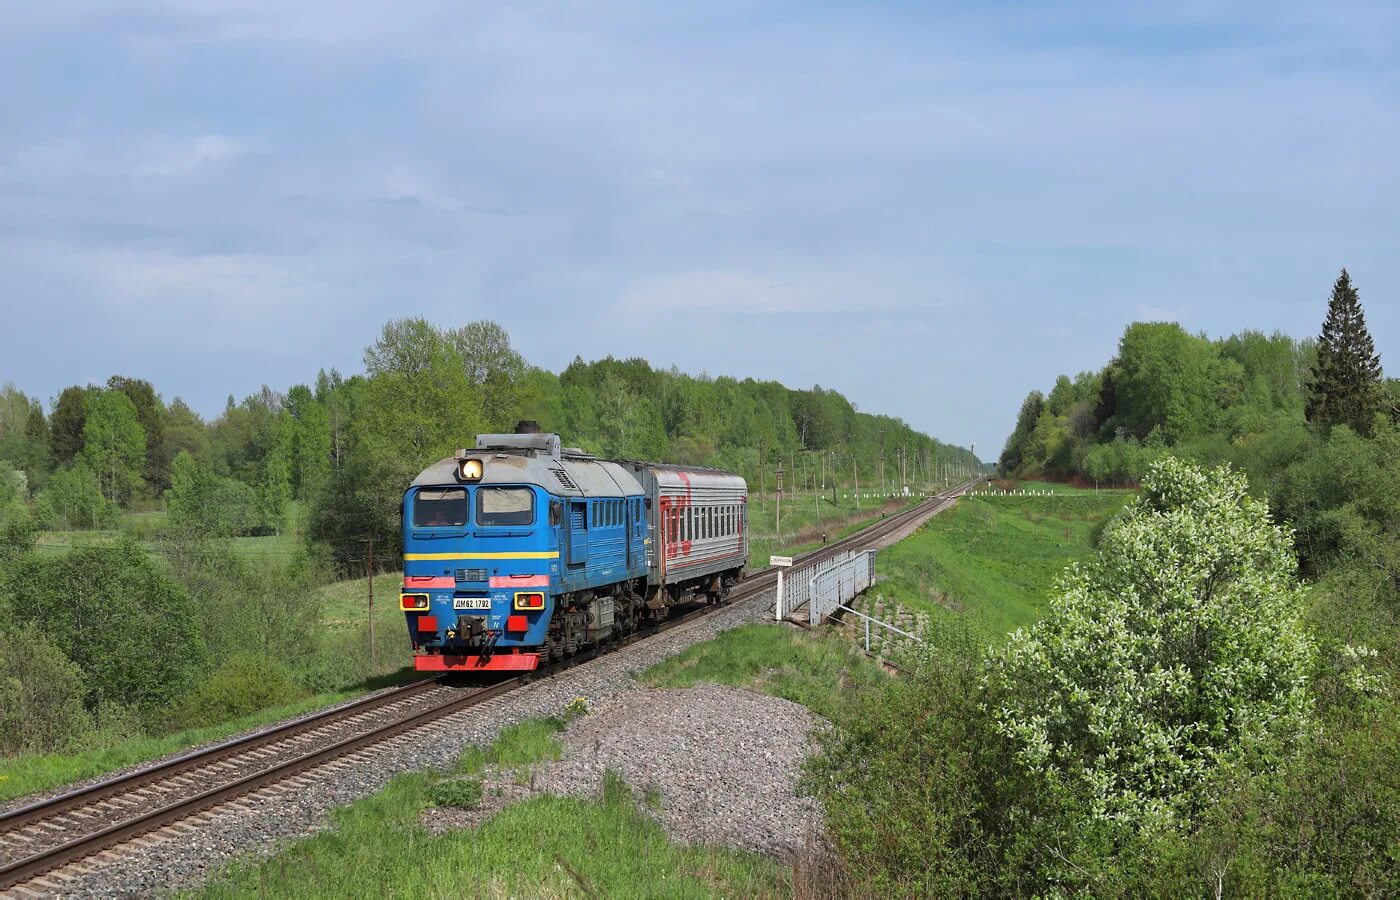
[0,498,37,563]
[0,625,92,754]
[805,631,994,896]
[37,464,118,529]
[166,451,275,537]
[428,777,483,809]
[3,540,206,721]
[157,535,325,669]
[173,652,300,728]
[984,458,1314,836]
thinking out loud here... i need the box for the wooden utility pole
[757,440,766,513]
[853,452,860,508]
[775,464,784,536]
[364,537,377,673]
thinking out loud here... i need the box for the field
[870,484,1135,642]
[33,505,305,560]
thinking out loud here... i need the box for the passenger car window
[414,487,467,527]
[476,487,534,526]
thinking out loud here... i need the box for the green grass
[33,502,307,561]
[192,723,787,900]
[0,690,369,803]
[456,717,567,776]
[874,491,1133,642]
[641,623,888,724]
[312,572,417,686]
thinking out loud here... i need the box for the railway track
[0,480,980,894]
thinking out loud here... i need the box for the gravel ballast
[538,685,822,859]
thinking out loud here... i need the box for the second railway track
[0,480,979,894]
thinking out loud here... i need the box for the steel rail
[0,478,981,892]
[0,679,441,834]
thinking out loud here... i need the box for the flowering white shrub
[983,457,1314,833]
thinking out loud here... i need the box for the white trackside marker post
[770,555,793,621]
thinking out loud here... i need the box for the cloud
[617,262,961,318]
[367,168,510,215]
[132,134,249,176]
[9,133,251,179]
[0,0,1395,460]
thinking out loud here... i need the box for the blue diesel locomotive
[400,429,748,672]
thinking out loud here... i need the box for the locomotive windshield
[477,487,534,526]
[413,487,467,527]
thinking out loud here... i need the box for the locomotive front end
[401,447,558,672]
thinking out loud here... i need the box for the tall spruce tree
[1306,268,1384,433]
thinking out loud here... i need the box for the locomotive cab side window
[476,487,534,526]
[414,487,467,527]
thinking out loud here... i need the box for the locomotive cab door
[567,500,589,566]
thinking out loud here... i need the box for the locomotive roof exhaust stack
[515,420,542,434]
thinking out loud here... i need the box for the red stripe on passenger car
[404,576,454,588]
[489,574,549,588]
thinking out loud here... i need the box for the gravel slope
[535,684,822,860]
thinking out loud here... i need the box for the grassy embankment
[863,481,1135,647]
[192,714,789,899]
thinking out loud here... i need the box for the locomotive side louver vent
[550,467,578,490]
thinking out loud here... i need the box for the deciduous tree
[79,389,147,504]
[49,385,88,465]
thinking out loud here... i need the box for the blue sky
[2,1,1396,459]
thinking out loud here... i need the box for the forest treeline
[814,270,1399,894]
[0,320,972,757]
[0,317,975,567]
[999,269,1398,489]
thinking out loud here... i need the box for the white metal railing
[774,548,866,619]
[837,602,924,652]
[806,550,877,625]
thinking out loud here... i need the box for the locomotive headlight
[400,593,429,611]
[458,458,484,481]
